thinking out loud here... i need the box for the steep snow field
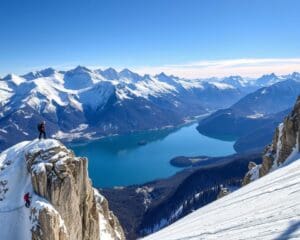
[0,139,120,240]
[0,140,60,239]
[144,158,300,240]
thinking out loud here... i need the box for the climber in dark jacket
[38,121,46,140]
[24,192,31,208]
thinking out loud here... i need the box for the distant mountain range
[0,67,299,150]
[197,77,300,152]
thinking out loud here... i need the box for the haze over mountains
[198,76,300,152]
[1,66,300,151]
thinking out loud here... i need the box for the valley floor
[143,158,300,240]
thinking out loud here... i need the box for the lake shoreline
[70,113,235,188]
[66,113,212,148]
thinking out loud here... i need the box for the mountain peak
[221,75,247,88]
[290,72,300,80]
[100,67,119,80]
[119,68,142,82]
[22,67,57,80]
[0,139,125,240]
[229,75,243,80]
[256,72,279,86]
[72,65,92,73]
[3,73,18,80]
[156,72,169,78]
[104,67,118,74]
[3,73,25,85]
[263,72,277,78]
[119,68,132,74]
[39,67,56,75]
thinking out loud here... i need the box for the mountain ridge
[0,139,125,240]
[0,66,254,151]
[143,98,300,240]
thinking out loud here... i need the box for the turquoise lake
[70,123,235,188]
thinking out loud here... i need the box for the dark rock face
[243,96,300,185]
[102,152,262,240]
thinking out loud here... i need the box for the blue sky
[1,0,300,77]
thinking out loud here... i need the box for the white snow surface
[0,139,116,240]
[144,158,300,240]
[0,140,61,239]
[246,113,265,119]
[210,81,235,90]
[1,67,299,120]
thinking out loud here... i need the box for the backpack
[37,123,42,131]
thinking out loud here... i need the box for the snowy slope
[143,158,300,240]
[0,140,59,239]
[0,139,124,240]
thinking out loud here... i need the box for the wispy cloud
[131,58,300,78]
[8,58,300,79]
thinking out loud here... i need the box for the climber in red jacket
[24,192,31,208]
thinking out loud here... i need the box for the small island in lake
[138,140,147,146]
[170,155,210,167]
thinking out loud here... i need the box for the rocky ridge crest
[243,96,300,185]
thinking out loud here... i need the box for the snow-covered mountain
[144,97,300,240]
[221,75,257,93]
[0,139,125,240]
[143,155,300,239]
[197,78,300,153]
[1,68,299,151]
[144,109,300,239]
[244,96,300,184]
[0,67,246,150]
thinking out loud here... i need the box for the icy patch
[99,212,115,240]
[0,128,8,134]
[31,162,46,174]
[210,82,235,90]
[94,188,118,240]
[52,128,96,142]
[261,89,268,94]
[249,165,260,181]
[70,124,89,133]
[282,132,300,167]
[271,123,284,171]
[136,186,154,209]
[30,196,67,233]
[246,113,264,119]
[93,188,105,204]
[177,79,204,90]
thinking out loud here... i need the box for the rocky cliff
[0,139,125,240]
[243,96,300,185]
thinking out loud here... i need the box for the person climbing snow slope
[24,192,31,208]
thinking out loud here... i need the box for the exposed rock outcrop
[243,96,300,184]
[217,185,230,199]
[0,139,125,240]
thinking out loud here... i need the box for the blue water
[70,123,235,188]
